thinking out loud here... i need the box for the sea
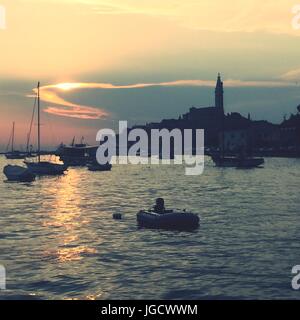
[0,156,300,300]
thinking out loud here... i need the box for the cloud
[43,106,106,120]
[280,68,300,82]
[25,0,299,34]
[34,85,109,120]
[36,79,296,119]
[65,0,299,35]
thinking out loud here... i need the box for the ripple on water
[0,157,300,299]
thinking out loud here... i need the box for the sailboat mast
[37,82,41,163]
[26,93,37,154]
[26,133,29,153]
[12,122,15,153]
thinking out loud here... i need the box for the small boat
[236,157,264,168]
[24,152,37,159]
[87,162,112,172]
[137,210,200,230]
[3,165,36,182]
[5,151,27,160]
[24,161,67,175]
[212,154,264,168]
[56,137,98,167]
[5,122,27,159]
[24,82,68,176]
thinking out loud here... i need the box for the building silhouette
[144,74,225,146]
[125,74,300,156]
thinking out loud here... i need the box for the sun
[55,83,81,91]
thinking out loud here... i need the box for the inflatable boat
[137,210,200,230]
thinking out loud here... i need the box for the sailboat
[24,97,38,158]
[5,122,27,159]
[24,82,68,175]
[3,123,36,181]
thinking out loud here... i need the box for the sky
[1,0,300,150]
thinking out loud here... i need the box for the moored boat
[137,210,200,230]
[87,162,112,172]
[56,139,98,167]
[236,157,264,168]
[24,82,68,176]
[3,165,36,182]
[5,122,27,159]
[24,161,67,175]
[212,154,264,168]
[5,151,27,160]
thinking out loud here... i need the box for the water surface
[0,156,299,299]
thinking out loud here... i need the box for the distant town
[129,74,300,158]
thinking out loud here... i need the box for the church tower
[215,73,224,114]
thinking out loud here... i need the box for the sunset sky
[1,0,300,150]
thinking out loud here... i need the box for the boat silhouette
[24,82,68,175]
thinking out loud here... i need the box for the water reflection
[56,246,97,263]
[1,157,300,299]
[42,169,97,262]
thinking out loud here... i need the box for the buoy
[113,213,122,220]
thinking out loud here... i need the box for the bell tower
[215,73,224,114]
